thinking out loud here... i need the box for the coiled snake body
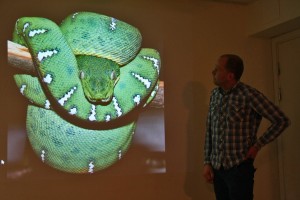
[13,12,160,173]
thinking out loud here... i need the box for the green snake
[12,12,160,173]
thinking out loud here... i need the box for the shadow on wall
[183,81,212,199]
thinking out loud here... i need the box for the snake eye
[79,71,85,80]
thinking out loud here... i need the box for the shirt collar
[218,81,240,95]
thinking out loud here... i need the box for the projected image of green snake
[12,12,161,173]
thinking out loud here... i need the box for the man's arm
[250,89,290,150]
[203,94,214,183]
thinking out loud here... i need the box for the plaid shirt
[204,82,290,170]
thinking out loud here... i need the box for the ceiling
[206,0,257,4]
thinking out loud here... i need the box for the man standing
[203,54,290,200]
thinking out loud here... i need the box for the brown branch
[7,40,164,108]
[151,81,164,108]
[7,40,35,74]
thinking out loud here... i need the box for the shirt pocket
[227,102,247,122]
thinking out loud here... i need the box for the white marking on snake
[45,100,51,109]
[151,88,157,97]
[118,150,122,160]
[15,19,20,35]
[37,49,58,62]
[41,150,46,162]
[43,74,53,84]
[133,94,141,105]
[58,87,77,106]
[88,161,94,174]
[20,84,26,95]
[112,97,122,117]
[105,115,111,122]
[69,107,77,115]
[23,22,29,33]
[29,29,47,37]
[88,105,97,121]
[132,72,151,89]
[143,56,160,74]
[72,12,79,19]
[110,18,117,30]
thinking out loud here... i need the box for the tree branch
[7,40,164,108]
[7,40,35,74]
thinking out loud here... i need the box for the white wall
[1,0,280,199]
[247,0,300,37]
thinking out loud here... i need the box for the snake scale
[12,12,161,173]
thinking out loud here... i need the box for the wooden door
[272,29,300,200]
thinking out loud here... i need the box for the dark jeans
[213,159,256,200]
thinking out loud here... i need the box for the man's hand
[245,146,259,160]
[203,164,214,184]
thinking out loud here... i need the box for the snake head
[77,55,120,105]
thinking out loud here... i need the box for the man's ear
[227,72,235,81]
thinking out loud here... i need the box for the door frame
[271,28,300,200]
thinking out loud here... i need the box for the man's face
[212,56,231,87]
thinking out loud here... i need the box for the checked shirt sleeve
[204,93,213,165]
[249,89,290,150]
